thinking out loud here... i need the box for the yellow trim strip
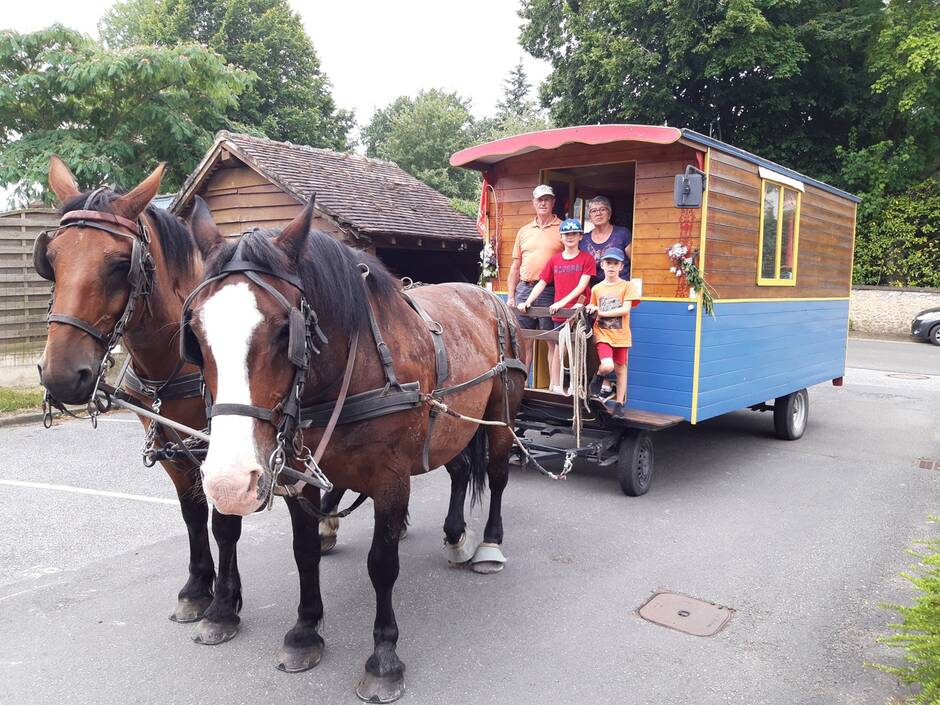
[713,296,850,303]
[690,148,711,425]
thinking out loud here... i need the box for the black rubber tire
[929,323,940,347]
[617,429,654,496]
[773,388,809,440]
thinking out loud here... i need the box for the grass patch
[874,517,940,703]
[0,387,44,414]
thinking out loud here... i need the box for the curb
[0,411,49,428]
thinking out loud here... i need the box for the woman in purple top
[580,195,632,282]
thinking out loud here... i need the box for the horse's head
[37,156,165,404]
[185,197,320,515]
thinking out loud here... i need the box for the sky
[5,0,552,125]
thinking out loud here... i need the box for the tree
[0,25,249,204]
[483,61,551,141]
[519,0,882,180]
[100,0,353,150]
[363,90,481,202]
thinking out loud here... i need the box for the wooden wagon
[451,125,859,494]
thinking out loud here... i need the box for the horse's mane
[60,188,197,276]
[203,227,401,336]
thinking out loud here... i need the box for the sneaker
[588,375,604,399]
[611,402,625,418]
[600,383,613,395]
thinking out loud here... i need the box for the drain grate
[918,458,940,471]
[887,372,929,380]
[637,590,733,637]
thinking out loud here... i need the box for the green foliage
[0,25,248,203]
[875,517,940,704]
[363,89,481,201]
[480,61,551,141]
[100,0,352,150]
[852,178,940,288]
[519,0,882,178]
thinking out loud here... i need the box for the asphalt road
[0,338,937,705]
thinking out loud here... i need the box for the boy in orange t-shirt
[585,247,641,417]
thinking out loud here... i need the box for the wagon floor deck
[522,388,685,431]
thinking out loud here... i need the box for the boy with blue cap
[585,247,642,416]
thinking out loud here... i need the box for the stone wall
[849,286,940,338]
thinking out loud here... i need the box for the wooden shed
[452,125,860,423]
[172,131,481,283]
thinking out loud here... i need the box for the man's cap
[532,184,555,199]
[559,218,583,234]
[600,247,626,262]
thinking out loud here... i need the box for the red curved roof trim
[450,125,683,169]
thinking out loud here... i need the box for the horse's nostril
[75,366,93,388]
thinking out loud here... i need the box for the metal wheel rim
[791,392,807,431]
[635,440,652,487]
[933,326,940,345]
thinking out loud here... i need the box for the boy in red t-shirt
[518,218,595,393]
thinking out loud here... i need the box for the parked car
[911,306,940,346]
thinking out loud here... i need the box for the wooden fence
[0,208,55,357]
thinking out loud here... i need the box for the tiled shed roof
[174,131,480,242]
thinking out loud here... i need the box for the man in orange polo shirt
[507,184,563,370]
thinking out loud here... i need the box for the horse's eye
[108,260,131,277]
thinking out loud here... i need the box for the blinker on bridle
[35,187,156,425]
[179,234,332,505]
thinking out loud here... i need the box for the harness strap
[433,359,528,398]
[210,404,274,421]
[301,382,422,427]
[359,265,402,391]
[122,363,203,401]
[46,314,110,346]
[401,291,449,388]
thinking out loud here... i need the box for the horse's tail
[465,425,490,508]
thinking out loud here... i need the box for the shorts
[596,342,628,366]
[515,281,555,331]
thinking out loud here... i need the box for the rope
[424,397,573,481]
[557,310,593,446]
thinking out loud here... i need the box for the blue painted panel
[695,300,848,422]
[625,301,696,420]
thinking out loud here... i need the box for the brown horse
[35,157,263,646]
[184,198,526,701]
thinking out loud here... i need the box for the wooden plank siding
[0,209,56,352]
[703,151,857,300]
[485,142,705,296]
[202,165,349,242]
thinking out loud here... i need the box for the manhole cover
[637,591,733,637]
[918,458,940,471]
[887,373,929,380]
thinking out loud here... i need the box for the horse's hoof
[471,542,506,574]
[275,642,323,673]
[192,618,239,645]
[444,527,477,566]
[169,596,212,623]
[320,534,337,554]
[356,670,405,703]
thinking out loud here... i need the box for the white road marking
[0,479,177,505]
[0,581,65,603]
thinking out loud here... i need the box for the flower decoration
[478,239,498,285]
[666,242,717,316]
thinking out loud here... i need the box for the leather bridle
[35,188,156,422]
[179,236,346,506]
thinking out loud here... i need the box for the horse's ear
[189,196,224,257]
[48,155,81,204]
[111,163,166,219]
[275,194,316,260]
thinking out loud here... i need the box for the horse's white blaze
[200,283,263,495]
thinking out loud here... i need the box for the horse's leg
[319,487,345,554]
[356,483,408,703]
[193,510,243,644]
[276,494,325,672]
[442,452,476,565]
[170,489,216,622]
[470,424,514,575]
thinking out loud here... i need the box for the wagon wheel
[773,388,809,440]
[617,429,654,497]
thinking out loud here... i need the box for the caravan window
[757,180,801,286]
